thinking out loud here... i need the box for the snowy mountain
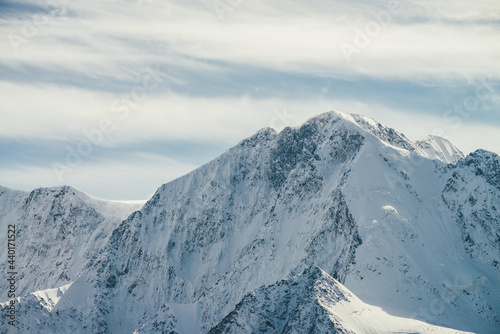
[1,111,499,333]
[0,186,144,296]
[210,266,472,334]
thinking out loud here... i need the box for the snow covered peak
[234,126,278,150]
[416,135,464,164]
[18,185,144,220]
[461,150,500,186]
[443,149,500,194]
[298,110,419,153]
[295,111,471,165]
[210,265,471,334]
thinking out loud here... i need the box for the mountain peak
[299,264,330,282]
[459,149,500,190]
[416,135,464,164]
[210,265,471,334]
[296,111,468,164]
[299,110,418,153]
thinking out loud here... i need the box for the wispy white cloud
[1,0,498,199]
[2,0,499,81]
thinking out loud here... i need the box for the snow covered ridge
[1,110,499,333]
[210,266,473,334]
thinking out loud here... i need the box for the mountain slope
[341,123,500,331]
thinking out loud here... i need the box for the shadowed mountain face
[1,111,499,333]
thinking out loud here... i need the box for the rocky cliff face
[442,150,500,270]
[1,111,498,333]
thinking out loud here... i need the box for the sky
[0,0,499,200]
